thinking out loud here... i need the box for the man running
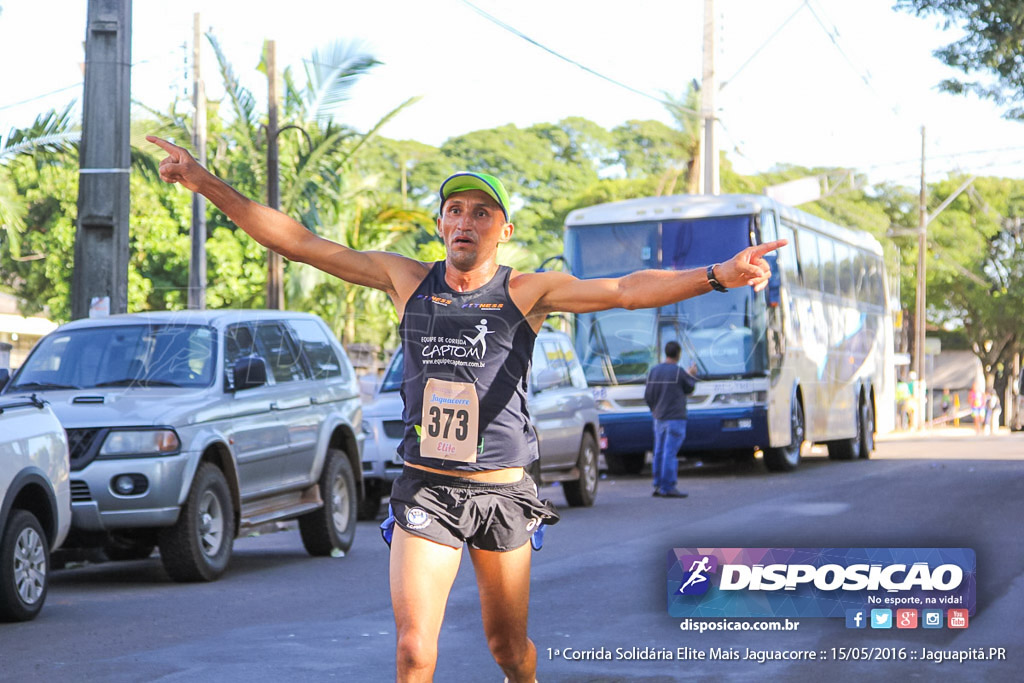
[147,135,784,682]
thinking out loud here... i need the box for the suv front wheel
[159,463,235,582]
[299,448,357,556]
[0,510,49,622]
[563,432,599,507]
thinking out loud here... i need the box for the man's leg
[390,527,463,682]
[652,419,666,491]
[469,543,537,683]
[662,420,687,492]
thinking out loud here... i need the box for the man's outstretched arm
[522,239,788,318]
[146,135,426,301]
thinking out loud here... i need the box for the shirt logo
[461,302,504,310]
[464,318,495,357]
[415,293,452,307]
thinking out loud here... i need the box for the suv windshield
[10,324,216,390]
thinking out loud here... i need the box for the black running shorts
[382,466,560,552]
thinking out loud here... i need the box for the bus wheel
[828,396,864,460]
[858,398,874,459]
[764,400,804,472]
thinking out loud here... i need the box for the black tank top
[399,261,538,471]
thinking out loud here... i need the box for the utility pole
[188,12,207,310]
[71,0,132,320]
[265,39,284,310]
[699,0,720,195]
[914,126,927,429]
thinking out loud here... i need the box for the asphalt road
[1,427,1021,682]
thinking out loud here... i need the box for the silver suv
[360,328,600,516]
[2,311,363,582]
[0,395,71,620]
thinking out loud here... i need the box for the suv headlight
[99,429,181,457]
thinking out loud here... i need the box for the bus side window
[853,250,869,302]
[836,242,856,300]
[798,229,821,292]
[819,238,837,296]
[868,256,885,307]
[777,221,800,286]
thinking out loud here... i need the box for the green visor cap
[439,172,511,221]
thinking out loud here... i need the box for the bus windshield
[568,213,765,384]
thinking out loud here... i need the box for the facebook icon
[846,609,867,629]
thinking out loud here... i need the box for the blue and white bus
[564,194,895,473]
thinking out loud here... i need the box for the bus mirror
[764,253,781,307]
[537,254,566,272]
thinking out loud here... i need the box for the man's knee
[487,632,532,669]
[395,631,438,672]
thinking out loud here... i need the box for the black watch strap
[706,264,728,292]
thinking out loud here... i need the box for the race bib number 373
[421,378,479,462]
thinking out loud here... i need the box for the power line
[0,50,178,115]
[0,83,80,113]
[458,0,696,115]
[720,0,807,90]
[804,0,900,118]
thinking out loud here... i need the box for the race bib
[420,378,479,463]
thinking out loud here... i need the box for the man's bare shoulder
[508,269,577,319]
[374,252,432,297]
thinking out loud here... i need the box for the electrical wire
[458,0,697,115]
[804,0,901,118]
[0,84,80,113]
[720,0,808,90]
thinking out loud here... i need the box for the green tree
[0,105,77,259]
[895,0,1024,119]
[922,176,1024,387]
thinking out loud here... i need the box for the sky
[2,0,1024,191]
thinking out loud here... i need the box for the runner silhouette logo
[677,554,718,595]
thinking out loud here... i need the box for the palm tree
[661,83,702,195]
[193,33,425,347]
[0,105,77,258]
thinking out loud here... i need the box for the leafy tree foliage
[896,0,1024,119]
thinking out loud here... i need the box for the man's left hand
[715,240,788,292]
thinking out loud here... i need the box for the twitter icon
[870,609,892,629]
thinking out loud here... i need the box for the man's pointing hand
[146,135,204,193]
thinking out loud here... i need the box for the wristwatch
[706,264,728,292]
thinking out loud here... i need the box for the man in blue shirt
[644,341,697,498]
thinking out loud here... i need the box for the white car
[0,395,71,621]
[360,328,601,517]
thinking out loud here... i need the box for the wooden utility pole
[914,126,927,429]
[700,0,720,195]
[265,40,284,310]
[72,0,132,320]
[188,12,207,310]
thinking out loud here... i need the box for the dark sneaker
[659,488,688,498]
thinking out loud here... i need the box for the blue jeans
[652,419,687,492]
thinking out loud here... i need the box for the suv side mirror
[232,355,268,392]
[533,368,563,394]
[0,369,9,391]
